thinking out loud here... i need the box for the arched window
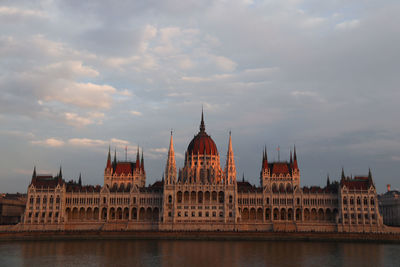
[272,183,277,193]
[168,195,172,203]
[218,192,224,203]
[286,184,292,193]
[177,191,183,203]
[279,183,285,193]
[370,197,375,205]
[198,192,203,203]
[229,195,233,204]
[212,191,218,202]
[343,197,347,205]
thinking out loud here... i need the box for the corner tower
[104,147,146,188]
[260,146,300,191]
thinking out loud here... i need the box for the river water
[0,239,399,267]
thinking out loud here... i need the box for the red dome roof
[187,111,218,156]
[187,132,218,156]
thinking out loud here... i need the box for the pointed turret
[200,107,205,133]
[106,146,112,169]
[293,145,298,169]
[368,168,374,186]
[165,131,177,184]
[32,166,36,178]
[58,166,62,179]
[262,148,265,166]
[141,150,144,171]
[224,131,236,184]
[260,146,270,187]
[136,145,140,170]
[327,174,330,187]
[263,146,268,169]
[341,167,345,180]
[78,173,82,186]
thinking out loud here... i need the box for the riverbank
[1,230,400,243]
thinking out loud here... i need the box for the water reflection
[0,239,397,267]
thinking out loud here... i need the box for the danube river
[0,240,399,266]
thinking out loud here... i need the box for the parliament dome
[187,112,218,156]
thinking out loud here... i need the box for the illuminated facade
[22,112,384,232]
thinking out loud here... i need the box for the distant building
[379,185,400,226]
[22,112,384,232]
[0,193,26,225]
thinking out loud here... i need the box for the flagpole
[278,145,280,162]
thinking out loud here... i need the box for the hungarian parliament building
[22,113,384,232]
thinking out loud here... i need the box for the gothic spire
[225,131,236,184]
[293,145,298,169]
[113,148,117,165]
[141,149,144,171]
[58,166,62,178]
[228,131,233,152]
[136,145,140,169]
[341,167,345,180]
[78,173,82,186]
[32,166,36,178]
[368,168,373,185]
[262,146,268,169]
[262,147,265,162]
[165,131,177,184]
[106,145,112,169]
[200,107,205,132]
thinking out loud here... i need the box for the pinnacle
[200,108,205,132]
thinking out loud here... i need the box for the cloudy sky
[1,0,399,193]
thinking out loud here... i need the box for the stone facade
[0,194,26,225]
[379,185,400,226]
[22,113,384,232]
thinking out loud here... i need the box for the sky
[0,0,399,193]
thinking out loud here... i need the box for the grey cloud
[1,0,400,193]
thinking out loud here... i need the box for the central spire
[200,107,205,132]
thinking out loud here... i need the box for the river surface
[0,239,399,267]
